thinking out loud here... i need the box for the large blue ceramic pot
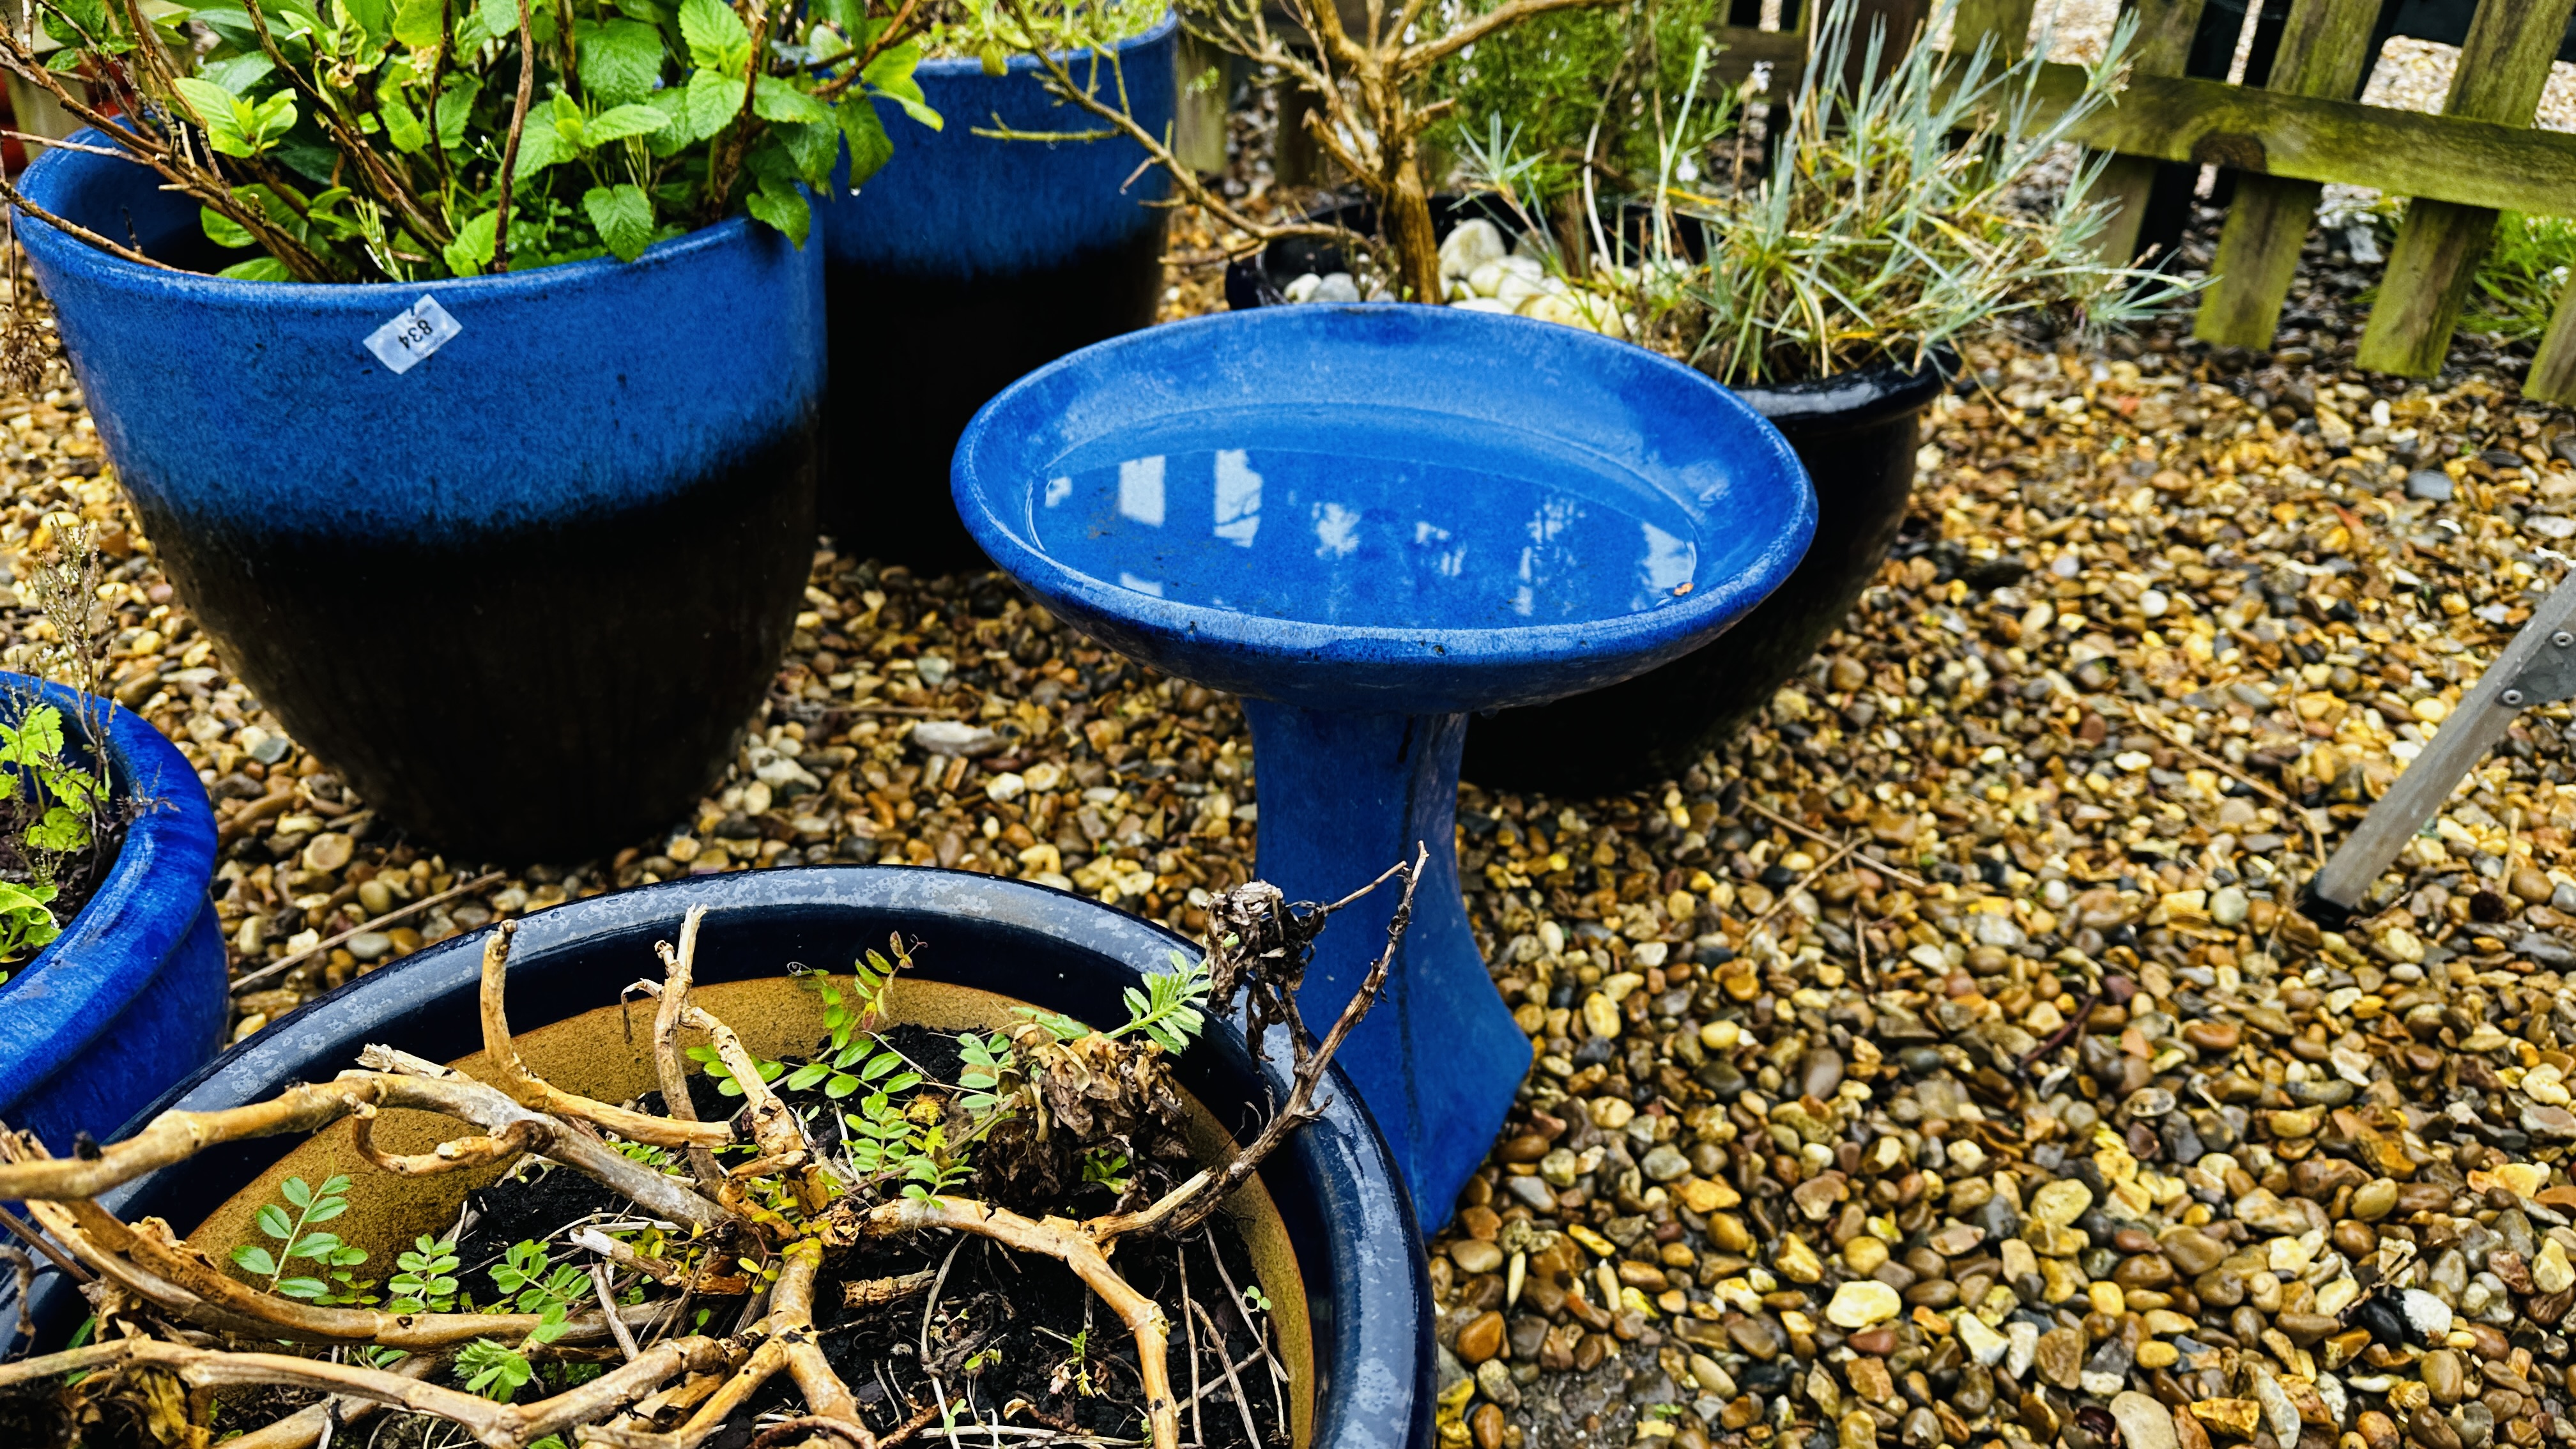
[23,868,1434,1449]
[813,14,1176,573]
[15,141,827,862]
[0,673,222,1156]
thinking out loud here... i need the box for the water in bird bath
[1028,403,1708,629]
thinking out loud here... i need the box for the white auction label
[364,295,462,374]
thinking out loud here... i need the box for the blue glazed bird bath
[813,13,1176,572]
[0,673,223,1158]
[954,305,1815,1229]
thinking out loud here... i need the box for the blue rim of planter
[0,674,218,1128]
[31,866,1436,1449]
[951,302,1818,688]
[17,136,785,296]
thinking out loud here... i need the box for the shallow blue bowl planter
[954,305,1814,1228]
[0,673,222,1158]
[813,13,1175,572]
[15,139,827,862]
[25,867,1434,1449]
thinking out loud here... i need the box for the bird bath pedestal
[954,306,1814,1230]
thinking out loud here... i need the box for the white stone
[911,721,1002,756]
[1452,297,1517,314]
[2110,1393,2177,1449]
[1282,272,1323,302]
[2004,1320,2039,1379]
[1956,1312,2009,1367]
[2398,1288,2453,1338]
[1310,272,1361,303]
[1438,218,1509,279]
[1825,1280,1902,1328]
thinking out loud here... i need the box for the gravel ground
[5,93,2576,1449]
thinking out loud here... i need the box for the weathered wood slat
[2079,0,2209,266]
[2192,0,2383,348]
[1978,65,2576,219]
[2356,0,2576,376]
[2528,288,2576,404]
[1951,0,2036,57]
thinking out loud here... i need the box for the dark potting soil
[810,1215,1288,1449]
[433,1023,1292,1448]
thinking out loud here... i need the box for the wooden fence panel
[2083,0,2213,265]
[2354,0,2576,376]
[2191,0,2382,348]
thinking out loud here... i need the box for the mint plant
[0,0,942,282]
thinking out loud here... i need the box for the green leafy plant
[451,1239,583,1401]
[1079,1147,1131,1193]
[388,1234,462,1312]
[457,1336,540,1401]
[2465,212,2576,344]
[1435,0,1731,249]
[692,940,913,1095]
[0,0,942,282]
[0,882,60,981]
[1607,0,2189,385]
[923,0,1164,70]
[1114,949,1211,1052]
[1,705,100,860]
[229,1174,372,1303]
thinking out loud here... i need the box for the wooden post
[2083,0,2212,267]
[2354,0,2576,377]
[1950,0,2037,57]
[2190,0,2381,349]
[2531,284,2576,404]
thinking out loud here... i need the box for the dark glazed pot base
[1462,358,1947,798]
[822,220,1167,575]
[141,424,819,862]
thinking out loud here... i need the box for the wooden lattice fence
[1705,0,2576,402]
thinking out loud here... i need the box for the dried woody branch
[0,852,1427,1448]
[1002,0,1619,298]
[0,22,337,280]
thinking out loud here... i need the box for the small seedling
[229,1174,370,1303]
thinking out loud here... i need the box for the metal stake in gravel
[2308,570,2576,921]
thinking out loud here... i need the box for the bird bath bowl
[955,305,1814,1229]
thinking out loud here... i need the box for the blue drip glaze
[954,305,1814,1227]
[816,13,1176,280]
[17,137,826,542]
[0,673,222,1158]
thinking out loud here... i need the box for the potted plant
[0,0,939,861]
[1,865,1434,1449]
[0,670,222,1159]
[1229,0,2191,794]
[813,0,1177,574]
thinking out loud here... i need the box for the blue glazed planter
[15,140,827,862]
[0,673,222,1158]
[954,305,1814,1228]
[25,868,1434,1449]
[812,14,1176,572]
